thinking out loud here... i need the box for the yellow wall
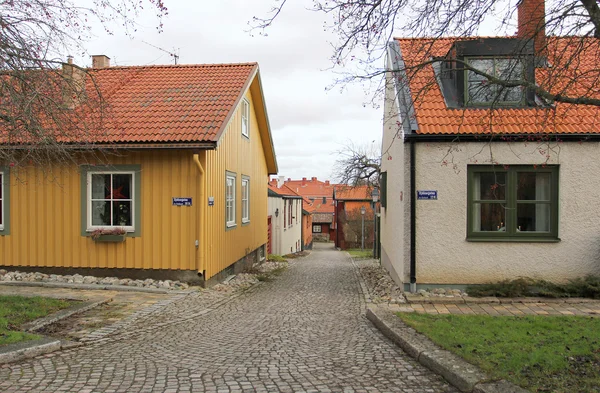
[203,88,269,279]
[0,150,200,271]
[0,85,270,280]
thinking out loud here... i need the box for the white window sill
[87,226,134,233]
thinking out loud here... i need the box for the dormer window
[466,57,525,106]
[435,38,536,109]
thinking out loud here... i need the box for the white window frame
[226,173,236,227]
[241,98,250,138]
[313,225,322,233]
[87,171,135,232]
[241,176,250,223]
[0,171,4,230]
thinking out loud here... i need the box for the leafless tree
[0,0,167,167]
[253,0,600,109]
[332,141,381,187]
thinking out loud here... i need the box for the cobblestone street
[0,243,456,392]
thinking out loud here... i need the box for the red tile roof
[284,178,335,198]
[268,182,302,198]
[85,63,257,143]
[334,185,372,200]
[396,36,600,135]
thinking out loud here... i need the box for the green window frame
[0,167,10,235]
[380,171,387,208]
[467,165,559,242]
[80,165,141,237]
[465,57,525,106]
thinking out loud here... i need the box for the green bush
[267,254,287,262]
[467,275,600,299]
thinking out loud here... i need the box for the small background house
[333,185,377,250]
[285,177,336,242]
[267,179,302,255]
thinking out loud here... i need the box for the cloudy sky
[82,0,382,182]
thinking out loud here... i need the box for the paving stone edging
[366,305,528,393]
[0,281,196,294]
[22,299,111,332]
[0,299,109,365]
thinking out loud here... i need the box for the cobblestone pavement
[0,243,456,392]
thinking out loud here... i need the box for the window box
[93,234,126,242]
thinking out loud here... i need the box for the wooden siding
[202,87,269,279]
[0,150,200,270]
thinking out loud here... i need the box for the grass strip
[397,313,600,392]
[0,295,75,345]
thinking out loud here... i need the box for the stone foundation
[0,266,203,285]
[201,245,264,288]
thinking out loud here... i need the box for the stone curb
[22,299,111,332]
[0,337,61,365]
[0,281,196,294]
[366,305,528,393]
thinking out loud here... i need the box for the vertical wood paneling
[0,150,198,271]
[204,88,269,279]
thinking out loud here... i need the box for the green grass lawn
[347,249,374,258]
[0,295,75,346]
[397,313,600,393]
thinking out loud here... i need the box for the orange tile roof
[396,36,600,135]
[268,182,302,198]
[334,185,372,200]
[83,63,257,143]
[284,178,335,198]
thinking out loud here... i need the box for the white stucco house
[380,0,600,291]
[268,180,302,256]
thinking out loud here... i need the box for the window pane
[517,172,551,201]
[497,86,523,102]
[517,203,550,232]
[92,201,111,225]
[468,81,495,103]
[112,174,132,199]
[92,174,110,199]
[113,201,132,226]
[468,59,494,80]
[496,58,523,80]
[474,172,506,200]
[473,203,506,232]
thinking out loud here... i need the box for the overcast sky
[82,0,382,182]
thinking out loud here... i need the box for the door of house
[267,216,272,255]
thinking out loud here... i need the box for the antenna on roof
[141,40,180,65]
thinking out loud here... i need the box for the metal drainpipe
[410,140,417,293]
[193,154,206,277]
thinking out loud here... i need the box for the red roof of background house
[284,177,335,198]
[85,63,257,143]
[334,185,372,200]
[302,197,316,214]
[268,182,302,198]
[397,37,600,135]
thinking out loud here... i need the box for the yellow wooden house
[0,56,278,285]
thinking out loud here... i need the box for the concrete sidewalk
[394,299,600,316]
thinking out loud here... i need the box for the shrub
[467,275,600,299]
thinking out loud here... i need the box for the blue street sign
[172,197,192,206]
[417,191,437,200]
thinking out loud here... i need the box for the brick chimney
[325,180,330,186]
[311,177,317,181]
[62,56,86,109]
[302,177,307,186]
[517,0,546,56]
[92,55,111,69]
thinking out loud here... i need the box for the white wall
[380,64,409,286]
[408,140,600,284]
[268,196,302,255]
